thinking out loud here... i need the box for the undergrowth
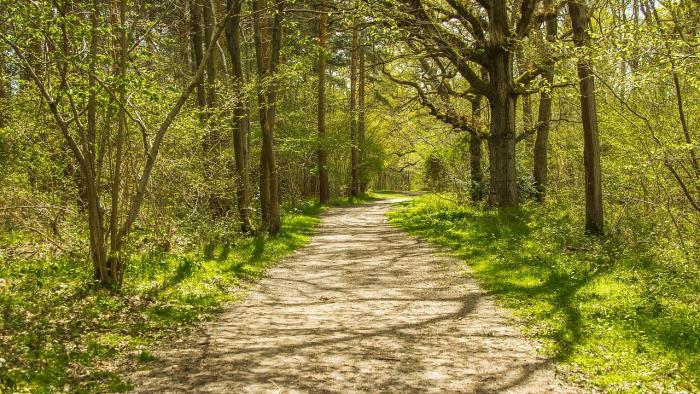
[0,194,376,393]
[388,195,699,392]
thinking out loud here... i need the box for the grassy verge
[388,195,699,392]
[0,195,374,393]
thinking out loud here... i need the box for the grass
[387,194,699,392]
[0,194,376,393]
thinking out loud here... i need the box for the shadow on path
[129,200,576,393]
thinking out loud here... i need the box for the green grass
[388,195,699,392]
[0,195,376,393]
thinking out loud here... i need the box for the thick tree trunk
[317,4,330,204]
[469,98,484,202]
[225,0,252,232]
[349,18,360,197]
[533,3,558,201]
[569,0,604,235]
[487,50,518,207]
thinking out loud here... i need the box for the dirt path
[129,199,575,393]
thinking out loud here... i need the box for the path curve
[129,199,575,393]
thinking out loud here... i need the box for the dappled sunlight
[389,196,700,391]
[129,199,573,393]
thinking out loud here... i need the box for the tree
[349,17,360,197]
[190,0,208,117]
[0,48,5,129]
[252,0,283,234]
[532,0,558,201]
[317,2,330,204]
[377,0,556,206]
[569,0,604,234]
[225,0,253,232]
[0,0,229,285]
[358,29,367,193]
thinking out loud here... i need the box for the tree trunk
[487,49,518,207]
[349,18,360,197]
[522,95,533,133]
[317,3,330,204]
[190,0,207,116]
[517,50,533,146]
[533,2,558,201]
[85,0,112,284]
[203,0,217,112]
[569,0,604,235]
[202,0,229,215]
[177,0,191,78]
[0,49,5,130]
[358,33,367,194]
[108,0,128,285]
[225,0,252,232]
[252,0,282,234]
[672,66,699,177]
[469,98,484,202]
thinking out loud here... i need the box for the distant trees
[380,0,547,207]
[371,0,618,235]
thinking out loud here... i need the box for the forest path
[129,198,575,393]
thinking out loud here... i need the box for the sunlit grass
[0,195,379,393]
[388,195,700,392]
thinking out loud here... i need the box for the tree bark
[203,0,218,112]
[252,0,282,234]
[0,49,5,129]
[358,33,367,194]
[225,0,252,232]
[487,49,518,207]
[107,0,128,285]
[349,18,360,197]
[202,0,229,215]
[190,0,207,117]
[533,1,558,201]
[569,0,604,235]
[85,0,110,283]
[317,3,330,204]
[672,66,699,177]
[470,97,484,202]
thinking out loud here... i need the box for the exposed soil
[128,199,577,393]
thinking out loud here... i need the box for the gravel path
[129,199,576,393]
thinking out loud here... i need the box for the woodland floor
[127,198,577,393]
